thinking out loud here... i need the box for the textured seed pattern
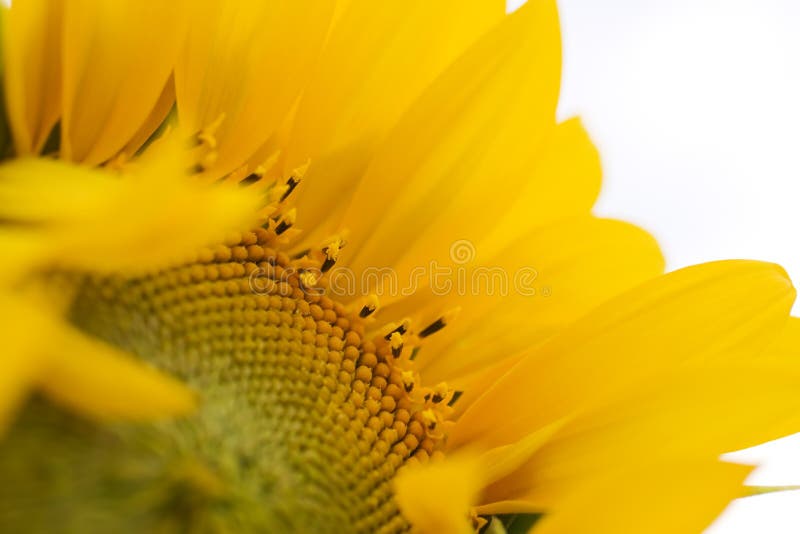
[68,229,453,533]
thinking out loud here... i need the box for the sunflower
[1,1,799,533]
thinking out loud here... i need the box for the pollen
[65,224,456,532]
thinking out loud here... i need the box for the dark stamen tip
[279,176,300,202]
[419,317,446,338]
[188,163,205,175]
[241,173,261,185]
[321,257,336,273]
[447,391,463,407]
[384,324,407,341]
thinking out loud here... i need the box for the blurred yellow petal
[61,0,185,165]
[0,228,50,284]
[1,291,195,430]
[0,350,38,432]
[287,0,505,246]
[452,260,795,450]
[0,295,48,432]
[394,454,484,534]
[0,140,260,274]
[175,0,335,178]
[39,322,196,421]
[1,0,62,154]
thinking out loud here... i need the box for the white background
[509,0,800,531]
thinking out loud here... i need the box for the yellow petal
[413,217,664,384]
[38,323,196,421]
[1,0,62,154]
[0,139,260,274]
[174,0,335,178]
[595,365,800,457]
[749,315,800,366]
[372,120,607,324]
[479,118,602,258]
[485,363,800,508]
[119,75,177,159]
[60,0,185,165]
[394,453,484,534]
[530,461,753,534]
[451,260,795,450]
[447,354,524,419]
[331,0,351,28]
[340,0,562,276]
[479,418,569,487]
[287,0,505,246]
[479,318,800,508]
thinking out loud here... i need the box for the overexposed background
[509,0,800,531]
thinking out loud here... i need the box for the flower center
[0,227,456,532]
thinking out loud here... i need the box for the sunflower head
[1,1,799,533]
[49,233,459,532]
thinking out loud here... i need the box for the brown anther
[447,391,463,407]
[419,317,446,338]
[359,295,379,318]
[279,175,301,202]
[384,321,408,341]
